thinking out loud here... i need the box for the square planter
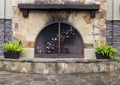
[4,52,20,59]
[95,53,110,59]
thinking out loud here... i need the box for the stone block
[99,19,106,27]
[22,40,34,48]
[98,62,110,72]
[4,61,31,73]
[110,62,118,72]
[100,10,106,18]
[34,63,56,74]
[4,61,12,71]
[84,48,96,59]
[57,63,95,74]
[83,15,92,24]
[99,37,105,45]
[118,62,120,70]
[83,35,94,44]
[12,0,34,6]
[94,63,99,72]
[0,61,3,71]
[17,62,31,73]
[76,63,94,73]
[57,63,76,74]
[100,3,106,11]
[23,48,34,58]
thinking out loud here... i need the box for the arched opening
[35,22,84,58]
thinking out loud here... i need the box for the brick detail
[106,20,120,55]
[0,19,12,55]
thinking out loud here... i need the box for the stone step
[0,57,119,74]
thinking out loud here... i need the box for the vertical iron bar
[58,22,61,55]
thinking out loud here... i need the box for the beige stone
[57,63,76,74]
[25,34,36,41]
[23,48,34,58]
[84,48,96,59]
[4,61,12,71]
[19,22,28,30]
[21,0,34,3]
[94,35,100,41]
[13,32,23,40]
[0,62,3,70]
[3,61,31,73]
[34,63,56,74]
[11,62,31,73]
[99,19,106,27]
[72,14,93,36]
[76,63,94,73]
[83,15,92,24]
[99,37,105,45]
[12,0,21,6]
[93,28,100,34]
[99,10,106,18]
[22,40,34,48]
[98,63,109,72]
[100,3,106,11]
[19,63,31,73]
[83,35,94,44]
[95,40,99,47]
[110,62,118,71]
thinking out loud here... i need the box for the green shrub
[2,40,24,56]
[95,45,118,58]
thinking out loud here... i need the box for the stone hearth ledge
[0,57,116,63]
[0,57,119,74]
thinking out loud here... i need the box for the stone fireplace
[12,0,106,59]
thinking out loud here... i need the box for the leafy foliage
[95,45,118,58]
[2,40,24,56]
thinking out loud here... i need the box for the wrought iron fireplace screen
[35,22,84,58]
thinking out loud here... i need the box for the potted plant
[2,40,24,59]
[95,45,118,59]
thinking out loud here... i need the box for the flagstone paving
[0,71,120,85]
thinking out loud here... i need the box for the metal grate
[35,22,84,58]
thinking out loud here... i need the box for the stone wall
[0,19,12,56]
[4,19,12,43]
[106,20,120,55]
[0,58,119,74]
[0,19,4,55]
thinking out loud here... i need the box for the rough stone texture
[12,0,106,49]
[11,0,107,59]
[98,62,109,72]
[0,19,12,56]
[106,20,120,55]
[34,63,56,74]
[76,63,95,73]
[4,19,12,43]
[0,71,120,85]
[0,58,119,74]
[0,62,3,71]
[4,61,31,73]
[0,19,4,56]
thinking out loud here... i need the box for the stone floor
[0,71,120,85]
